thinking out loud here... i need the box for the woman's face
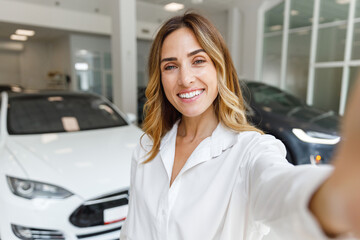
[160,27,218,118]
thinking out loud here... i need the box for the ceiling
[0,0,238,43]
[139,0,236,13]
[7,0,236,16]
[0,22,74,42]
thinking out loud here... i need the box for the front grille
[77,226,121,239]
[70,190,129,228]
[11,224,65,240]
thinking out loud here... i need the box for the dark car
[241,81,340,165]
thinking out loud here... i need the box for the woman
[120,12,360,240]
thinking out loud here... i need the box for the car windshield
[7,94,128,135]
[247,83,304,110]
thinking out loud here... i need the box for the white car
[0,91,143,240]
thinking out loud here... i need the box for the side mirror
[126,113,137,124]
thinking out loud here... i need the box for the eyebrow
[160,49,206,63]
[187,49,205,57]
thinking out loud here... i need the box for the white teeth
[178,90,204,99]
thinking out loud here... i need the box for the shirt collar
[209,122,238,158]
[159,120,238,180]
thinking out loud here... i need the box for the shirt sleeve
[246,134,338,240]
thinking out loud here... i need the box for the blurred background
[0,0,359,118]
[0,0,359,239]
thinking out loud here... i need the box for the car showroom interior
[0,0,359,239]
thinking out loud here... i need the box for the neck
[178,106,218,142]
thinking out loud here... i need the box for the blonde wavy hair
[142,12,262,163]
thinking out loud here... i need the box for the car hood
[6,125,143,200]
[253,104,340,135]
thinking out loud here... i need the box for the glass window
[105,73,113,102]
[347,67,360,105]
[91,71,102,96]
[319,0,349,24]
[76,71,103,96]
[313,68,343,112]
[351,22,360,59]
[75,51,101,70]
[137,39,152,124]
[356,0,360,18]
[289,0,314,29]
[286,29,312,100]
[8,94,127,135]
[262,34,283,87]
[93,55,101,69]
[262,2,284,86]
[137,40,151,88]
[261,0,360,115]
[316,24,347,62]
[264,2,285,33]
[104,52,112,70]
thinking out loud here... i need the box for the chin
[179,109,206,118]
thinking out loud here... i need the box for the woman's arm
[246,133,334,239]
[309,78,360,237]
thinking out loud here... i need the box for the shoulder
[132,134,153,163]
[234,131,287,159]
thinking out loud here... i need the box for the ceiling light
[191,0,203,3]
[77,49,88,55]
[336,0,350,4]
[270,25,282,31]
[15,29,35,36]
[10,34,28,41]
[75,63,89,71]
[291,10,299,16]
[164,2,184,12]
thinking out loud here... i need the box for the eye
[193,59,205,65]
[164,65,177,71]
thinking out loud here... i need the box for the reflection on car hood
[6,125,143,200]
[254,104,339,134]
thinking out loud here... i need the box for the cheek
[161,76,175,101]
[205,69,218,95]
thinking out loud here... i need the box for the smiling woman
[142,12,261,165]
[120,11,360,240]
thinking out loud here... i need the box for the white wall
[237,1,265,80]
[0,0,110,35]
[49,36,71,77]
[0,37,71,89]
[19,41,52,89]
[0,48,20,84]
[207,10,229,43]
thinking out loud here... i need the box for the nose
[178,65,194,87]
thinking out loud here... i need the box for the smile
[178,89,204,99]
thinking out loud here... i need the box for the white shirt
[120,121,334,240]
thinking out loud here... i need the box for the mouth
[177,89,205,99]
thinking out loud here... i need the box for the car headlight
[6,176,73,199]
[292,128,340,145]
